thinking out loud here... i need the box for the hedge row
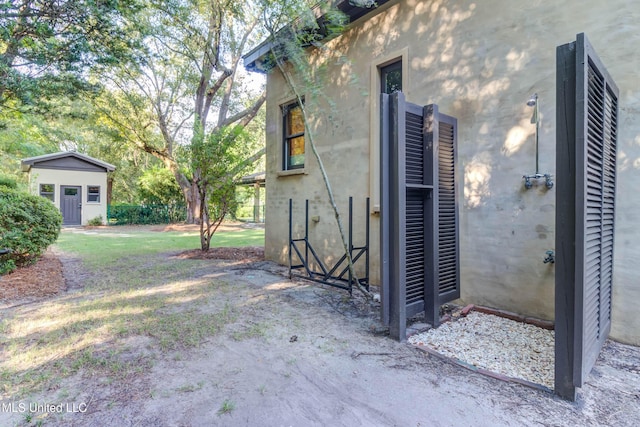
[107,204,187,225]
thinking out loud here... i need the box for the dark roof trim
[243,0,395,73]
[21,151,116,173]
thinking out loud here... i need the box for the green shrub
[0,188,62,274]
[107,204,186,225]
[0,176,18,189]
[87,215,104,226]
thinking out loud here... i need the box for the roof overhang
[21,151,116,173]
[243,0,395,73]
[238,171,266,186]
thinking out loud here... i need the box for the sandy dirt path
[2,256,639,426]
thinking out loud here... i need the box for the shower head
[527,93,538,107]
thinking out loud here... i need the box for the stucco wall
[263,0,640,344]
[29,168,109,225]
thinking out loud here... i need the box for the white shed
[21,151,115,226]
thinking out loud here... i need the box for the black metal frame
[288,197,370,293]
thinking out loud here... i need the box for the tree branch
[216,91,266,131]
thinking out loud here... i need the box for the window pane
[287,105,304,135]
[384,70,402,94]
[283,100,305,170]
[288,136,305,167]
[288,136,305,156]
[381,61,402,94]
[43,194,54,202]
[64,188,78,196]
[40,184,54,193]
[88,186,100,202]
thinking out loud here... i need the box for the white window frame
[87,185,101,203]
[39,183,55,202]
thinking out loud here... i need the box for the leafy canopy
[0,0,146,105]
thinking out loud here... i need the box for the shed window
[283,101,305,170]
[39,184,54,202]
[87,186,100,203]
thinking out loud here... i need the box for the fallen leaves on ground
[0,251,65,301]
[173,246,264,263]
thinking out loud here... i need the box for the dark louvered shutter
[381,92,459,340]
[556,33,618,400]
[404,105,428,317]
[405,108,427,312]
[435,114,460,303]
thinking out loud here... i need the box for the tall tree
[0,0,144,106]
[0,90,157,202]
[100,0,266,227]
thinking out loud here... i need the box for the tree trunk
[186,182,201,224]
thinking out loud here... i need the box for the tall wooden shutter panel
[435,115,460,303]
[405,110,427,310]
[555,33,619,400]
[578,55,618,382]
[381,92,460,340]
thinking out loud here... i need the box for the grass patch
[218,399,235,415]
[0,226,260,398]
[1,270,236,396]
[56,227,264,268]
[231,321,270,341]
[176,381,204,393]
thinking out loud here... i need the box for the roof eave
[242,0,395,73]
[20,151,116,173]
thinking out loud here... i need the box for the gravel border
[408,310,555,389]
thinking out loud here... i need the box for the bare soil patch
[0,245,264,305]
[0,250,65,304]
[172,246,264,263]
[1,234,639,426]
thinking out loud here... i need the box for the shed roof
[21,151,116,173]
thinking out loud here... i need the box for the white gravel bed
[408,311,555,388]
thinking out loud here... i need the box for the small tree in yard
[191,124,257,251]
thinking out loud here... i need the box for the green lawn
[1,225,265,400]
[56,227,264,267]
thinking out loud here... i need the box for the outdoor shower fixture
[522,93,554,190]
[544,250,555,264]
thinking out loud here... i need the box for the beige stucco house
[243,0,640,350]
[21,151,115,226]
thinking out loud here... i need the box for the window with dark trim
[283,101,305,170]
[39,184,54,202]
[87,186,100,203]
[381,60,402,94]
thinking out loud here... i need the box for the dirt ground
[1,231,639,426]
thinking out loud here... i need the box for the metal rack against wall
[288,197,370,294]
